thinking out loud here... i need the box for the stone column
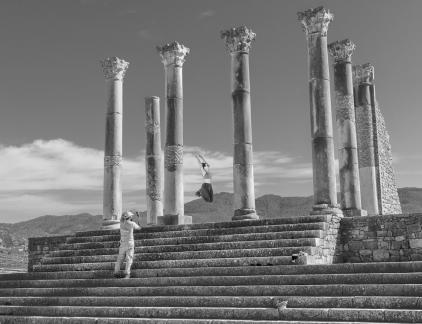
[145,96,163,225]
[157,42,192,225]
[221,26,259,221]
[297,7,342,216]
[353,63,379,215]
[100,57,129,229]
[328,39,366,216]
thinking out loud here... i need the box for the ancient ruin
[354,63,402,215]
[328,39,366,216]
[157,41,192,225]
[221,26,259,220]
[297,7,342,217]
[100,56,129,230]
[1,5,416,324]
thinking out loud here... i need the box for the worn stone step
[8,262,422,280]
[276,308,422,323]
[40,246,317,265]
[0,317,383,324]
[3,273,422,289]
[66,223,327,244]
[50,237,321,257]
[33,256,295,272]
[74,215,330,237]
[0,305,281,320]
[1,284,422,297]
[1,296,421,309]
[1,306,421,322]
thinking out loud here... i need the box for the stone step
[0,317,388,324]
[1,284,421,297]
[33,256,295,272]
[66,223,327,244]
[74,215,330,237]
[50,237,321,257]
[0,306,421,322]
[7,261,422,280]
[1,295,421,309]
[2,273,422,289]
[40,246,317,265]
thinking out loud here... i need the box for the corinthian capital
[157,41,190,67]
[221,26,256,53]
[297,6,333,37]
[353,63,374,85]
[100,57,129,81]
[328,39,356,63]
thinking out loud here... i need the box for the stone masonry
[370,80,402,215]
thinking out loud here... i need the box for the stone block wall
[372,101,402,215]
[27,235,69,272]
[336,213,422,263]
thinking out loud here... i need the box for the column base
[101,219,120,230]
[342,208,368,217]
[310,204,343,217]
[232,209,260,221]
[157,214,192,225]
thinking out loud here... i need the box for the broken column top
[221,26,256,53]
[297,6,333,36]
[100,57,129,81]
[328,39,356,63]
[353,63,374,85]
[157,41,190,67]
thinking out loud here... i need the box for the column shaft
[157,41,191,225]
[145,96,163,224]
[354,65,379,215]
[232,53,257,220]
[328,39,366,216]
[298,7,341,216]
[100,57,129,230]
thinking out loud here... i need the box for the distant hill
[398,187,422,214]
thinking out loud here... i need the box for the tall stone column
[221,26,259,221]
[297,7,342,216]
[100,57,129,229]
[353,63,379,215]
[157,42,192,225]
[328,39,366,216]
[145,96,163,225]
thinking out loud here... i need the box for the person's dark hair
[201,162,207,168]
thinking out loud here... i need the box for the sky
[0,0,421,223]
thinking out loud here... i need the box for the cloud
[0,139,312,223]
[137,29,152,40]
[198,9,215,19]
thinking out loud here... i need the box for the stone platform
[1,215,422,323]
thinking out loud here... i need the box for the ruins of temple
[1,6,417,324]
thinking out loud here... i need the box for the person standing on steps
[113,210,140,279]
[195,153,213,202]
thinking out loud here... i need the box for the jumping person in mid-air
[195,153,213,203]
[113,211,140,279]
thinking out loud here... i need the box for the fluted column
[100,57,129,229]
[157,42,192,225]
[353,63,379,215]
[221,26,259,221]
[297,7,342,216]
[145,96,163,224]
[328,39,366,216]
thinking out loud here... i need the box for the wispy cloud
[0,139,311,223]
[198,9,216,19]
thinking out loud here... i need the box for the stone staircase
[1,215,422,323]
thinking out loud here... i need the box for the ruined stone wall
[27,235,69,272]
[335,213,422,263]
[372,102,402,215]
